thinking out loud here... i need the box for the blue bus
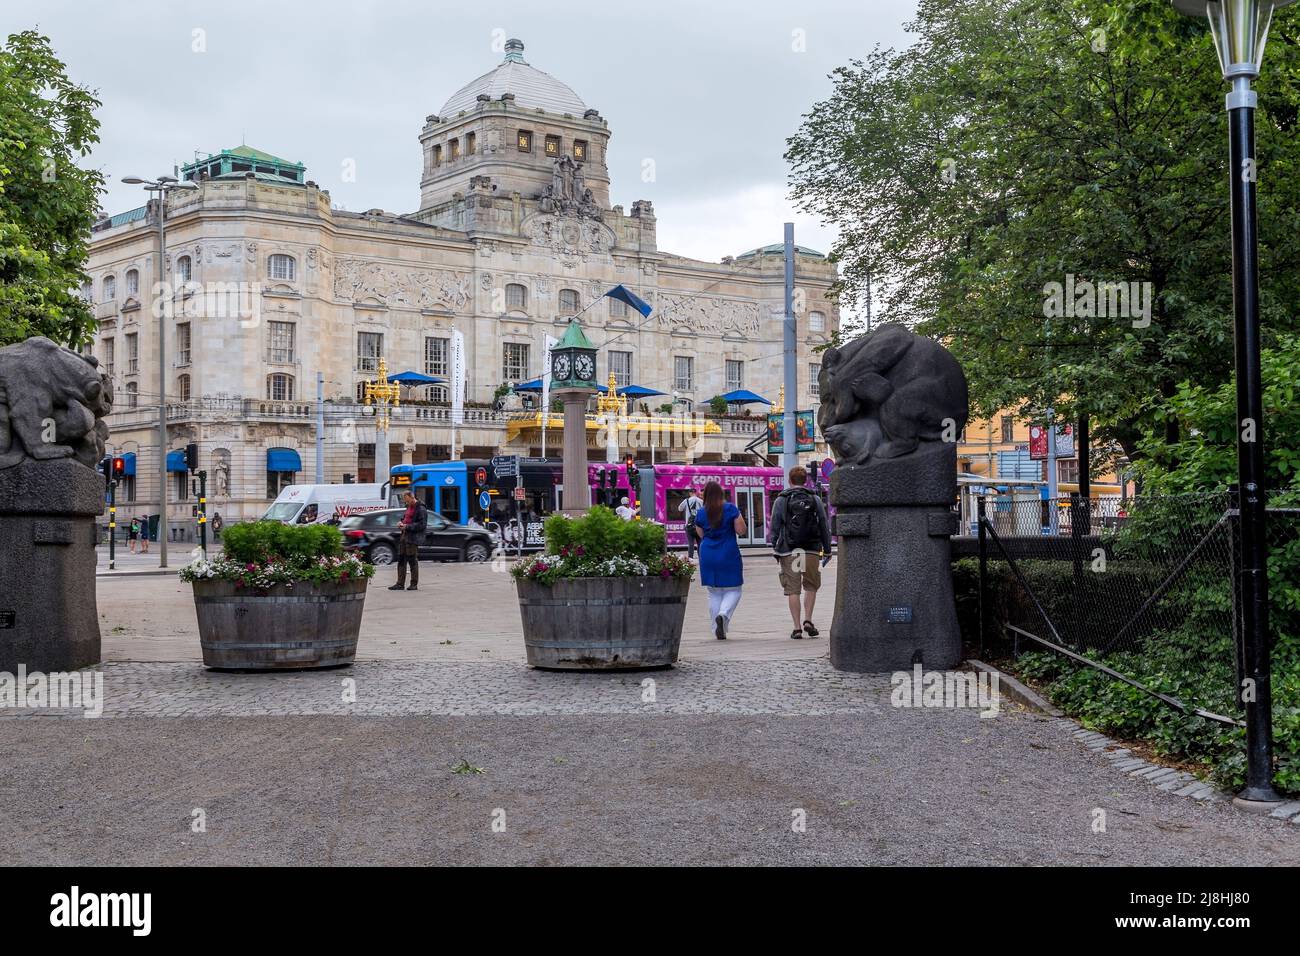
[390,458,563,549]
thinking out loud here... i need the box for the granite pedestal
[0,458,104,671]
[829,443,961,672]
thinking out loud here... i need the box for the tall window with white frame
[176,256,191,283]
[125,333,139,374]
[357,331,383,372]
[125,269,139,296]
[177,374,191,402]
[502,342,529,384]
[809,310,825,333]
[809,363,821,398]
[725,359,743,392]
[267,373,294,401]
[102,337,114,378]
[609,350,633,389]
[424,336,448,377]
[674,355,694,392]
[269,254,296,282]
[268,321,295,364]
[125,382,138,409]
[175,322,191,366]
[102,274,116,301]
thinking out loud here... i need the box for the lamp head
[1172,0,1297,80]
[121,176,147,185]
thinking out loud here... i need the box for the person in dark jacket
[769,466,833,639]
[389,491,428,591]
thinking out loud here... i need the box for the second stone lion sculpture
[817,323,968,464]
[0,336,113,470]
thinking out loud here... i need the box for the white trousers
[707,586,743,628]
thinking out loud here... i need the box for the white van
[262,483,390,525]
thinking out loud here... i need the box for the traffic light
[112,456,126,479]
[185,442,199,472]
[595,467,607,505]
[625,456,639,486]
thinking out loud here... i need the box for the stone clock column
[549,319,599,516]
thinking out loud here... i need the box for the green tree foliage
[0,30,103,347]
[787,0,1300,464]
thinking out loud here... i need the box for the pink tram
[588,463,787,548]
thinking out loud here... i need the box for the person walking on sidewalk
[127,517,139,553]
[679,489,704,560]
[694,480,746,640]
[770,466,833,640]
[389,491,427,591]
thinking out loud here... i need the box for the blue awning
[166,450,187,472]
[121,452,136,477]
[267,447,302,472]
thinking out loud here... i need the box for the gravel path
[4,696,1297,865]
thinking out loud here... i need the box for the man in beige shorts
[769,466,833,640]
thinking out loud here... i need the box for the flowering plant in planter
[509,506,695,587]
[180,521,375,589]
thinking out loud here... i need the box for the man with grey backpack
[769,466,833,639]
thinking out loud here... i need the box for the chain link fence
[976,491,1300,724]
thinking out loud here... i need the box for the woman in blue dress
[693,480,746,639]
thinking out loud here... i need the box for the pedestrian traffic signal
[112,456,126,479]
[185,442,199,471]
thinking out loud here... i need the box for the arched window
[177,374,191,402]
[102,275,116,301]
[558,288,580,315]
[125,269,139,296]
[267,373,294,401]
[125,382,138,409]
[176,256,192,283]
[505,282,527,311]
[269,254,296,281]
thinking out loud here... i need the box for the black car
[339,508,493,564]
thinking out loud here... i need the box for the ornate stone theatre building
[86,39,839,527]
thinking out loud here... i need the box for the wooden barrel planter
[516,575,690,670]
[192,577,368,670]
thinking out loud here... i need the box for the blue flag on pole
[604,284,652,317]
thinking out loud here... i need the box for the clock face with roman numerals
[552,353,571,381]
[575,353,595,381]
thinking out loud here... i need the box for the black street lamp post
[1172,0,1294,806]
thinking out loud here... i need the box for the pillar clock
[551,318,599,515]
[550,319,599,390]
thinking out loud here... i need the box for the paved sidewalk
[96,559,833,663]
[5,707,1297,865]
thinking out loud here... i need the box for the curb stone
[970,665,1250,811]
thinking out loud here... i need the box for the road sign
[513,487,526,501]
[475,467,488,487]
[492,455,518,477]
[479,491,491,510]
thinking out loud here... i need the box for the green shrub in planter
[181,520,373,588]
[510,506,694,587]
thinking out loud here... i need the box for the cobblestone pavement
[0,659,886,718]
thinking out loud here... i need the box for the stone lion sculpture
[817,323,968,464]
[0,336,113,470]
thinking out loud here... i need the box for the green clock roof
[556,318,595,350]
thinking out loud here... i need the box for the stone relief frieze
[333,258,471,311]
[656,293,761,337]
[522,213,614,262]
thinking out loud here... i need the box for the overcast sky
[9,0,918,263]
